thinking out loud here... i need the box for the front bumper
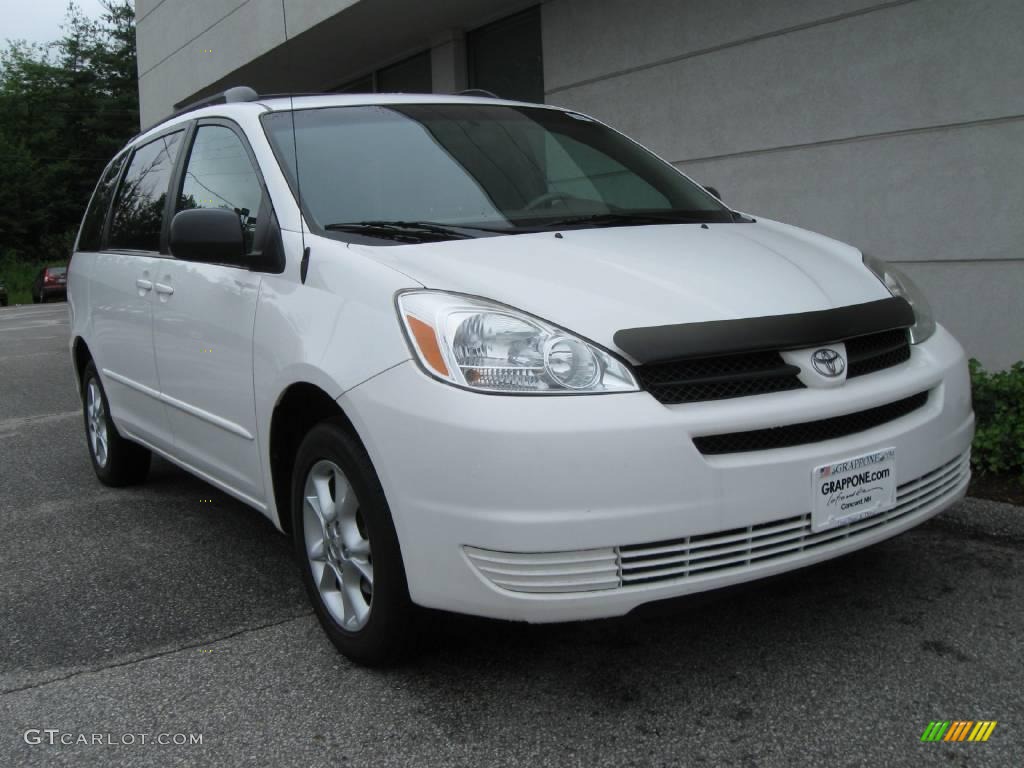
[341,326,974,622]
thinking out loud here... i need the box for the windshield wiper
[536,212,722,229]
[324,220,503,242]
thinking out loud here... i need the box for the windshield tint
[262,103,733,239]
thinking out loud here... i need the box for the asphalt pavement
[1,301,1021,767]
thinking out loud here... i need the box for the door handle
[136,278,153,292]
[154,283,174,296]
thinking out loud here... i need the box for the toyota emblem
[811,348,846,378]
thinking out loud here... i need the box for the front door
[152,123,267,504]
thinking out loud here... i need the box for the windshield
[262,103,735,242]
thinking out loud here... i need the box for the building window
[333,51,433,94]
[334,74,374,94]
[467,6,544,103]
[377,51,432,93]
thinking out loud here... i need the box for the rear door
[90,129,184,449]
[151,120,269,503]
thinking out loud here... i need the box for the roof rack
[455,88,500,99]
[253,91,339,100]
[132,86,261,142]
[172,86,260,116]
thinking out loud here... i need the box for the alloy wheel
[86,379,109,468]
[303,459,374,631]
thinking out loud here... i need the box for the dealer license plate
[811,448,897,532]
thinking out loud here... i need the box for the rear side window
[78,153,127,251]
[177,125,264,254]
[108,131,183,252]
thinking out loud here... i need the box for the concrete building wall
[543,0,1024,369]
[135,0,1022,369]
[135,0,532,126]
[135,0,360,124]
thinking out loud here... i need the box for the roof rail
[255,91,337,100]
[172,86,260,116]
[130,86,260,144]
[455,88,499,99]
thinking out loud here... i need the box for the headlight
[397,291,639,394]
[862,254,936,344]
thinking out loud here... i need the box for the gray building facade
[136,0,1023,369]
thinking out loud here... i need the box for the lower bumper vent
[465,451,968,595]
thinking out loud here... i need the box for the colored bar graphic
[921,721,950,742]
[968,722,998,742]
[944,721,972,741]
[922,720,997,743]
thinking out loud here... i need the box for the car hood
[351,218,892,361]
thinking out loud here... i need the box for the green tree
[0,1,138,262]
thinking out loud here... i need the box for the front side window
[78,152,127,251]
[262,103,732,243]
[177,125,263,253]
[108,132,183,252]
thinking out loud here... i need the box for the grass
[0,254,68,305]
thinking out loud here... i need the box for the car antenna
[279,0,311,283]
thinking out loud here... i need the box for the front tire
[291,421,415,666]
[82,362,152,486]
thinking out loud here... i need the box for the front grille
[846,329,911,378]
[465,451,969,594]
[692,392,929,455]
[633,328,912,405]
[633,351,803,404]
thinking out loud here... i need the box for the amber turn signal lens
[406,315,450,377]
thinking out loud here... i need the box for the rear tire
[291,420,415,666]
[82,362,152,486]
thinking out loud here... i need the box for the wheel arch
[72,337,94,393]
[269,381,365,537]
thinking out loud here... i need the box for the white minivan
[69,88,974,664]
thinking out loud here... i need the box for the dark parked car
[0,280,7,306]
[32,266,67,303]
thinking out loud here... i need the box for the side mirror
[704,185,722,201]
[169,208,247,266]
